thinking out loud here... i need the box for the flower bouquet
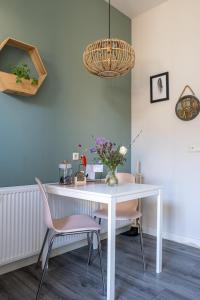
[75,131,142,186]
[90,137,127,186]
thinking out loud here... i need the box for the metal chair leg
[36,228,50,267]
[138,219,146,271]
[36,235,55,300]
[90,217,102,265]
[87,232,93,266]
[95,231,106,294]
[87,232,90,250]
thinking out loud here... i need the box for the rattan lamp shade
[83,38,135,78]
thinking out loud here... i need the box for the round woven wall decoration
[83,38,135,78]
[175,85,200,121]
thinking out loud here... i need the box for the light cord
[109,0,111,38]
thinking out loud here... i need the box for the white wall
[132,0,200,247]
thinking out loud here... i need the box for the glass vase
[105,168,118,186]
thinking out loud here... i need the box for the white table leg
[156,189,163,273]
[107,199,116,300]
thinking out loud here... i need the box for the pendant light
[83,0,135,78]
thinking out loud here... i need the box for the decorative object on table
[73,144,87,185]
[10,63,38,85]
[89,131,142,186]
[80,154,87,168]
[82,0,135,78]
[74,171,86,186]
[175,85,200,121]
[0,37,47,96]
[89,137,127,186]
[150,72,169,103]
[75,144,88,172]
[59,161,73,185]
[86,164,104,181]
[75,144,88,168]
[74,131,142,186]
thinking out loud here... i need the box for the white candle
[136,160,141,173]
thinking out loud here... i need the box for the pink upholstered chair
[93,173,145,270]
[35,177,105,299]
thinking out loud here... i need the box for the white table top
[46,182,161,203]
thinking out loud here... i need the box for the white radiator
[0,185,43,266]
[0,185,129,267]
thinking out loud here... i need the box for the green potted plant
[10,63,38,85]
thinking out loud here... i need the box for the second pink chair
[93,173,145,271]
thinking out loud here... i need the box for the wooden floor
[1,234,200,300]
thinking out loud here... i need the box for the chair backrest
[116,172,138,212]
[116,172,135,184]
[35,177,54,229]
[101,173,138,212]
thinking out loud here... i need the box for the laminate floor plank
[0,234,200,300]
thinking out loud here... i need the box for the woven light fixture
[83,0,135,78]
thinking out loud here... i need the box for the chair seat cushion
[53,214,100,233]
[93,208,142,221]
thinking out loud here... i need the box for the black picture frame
[150,72,169,103]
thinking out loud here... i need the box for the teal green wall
[0,0,131,187]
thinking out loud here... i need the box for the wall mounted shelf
[0,37,47,96]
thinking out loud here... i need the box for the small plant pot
[0,71,40,96]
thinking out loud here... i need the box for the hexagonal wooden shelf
[0,37,47,96]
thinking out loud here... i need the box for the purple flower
[90,147,97,153]
[96,136,108,145]
[78,144,82,147]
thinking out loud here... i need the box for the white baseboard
[143,226,200,249]
[0,225,130,275]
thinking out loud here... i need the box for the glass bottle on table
[59,161,72,185]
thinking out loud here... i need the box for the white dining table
[45,182,163,300]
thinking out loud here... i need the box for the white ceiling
[105,0,167,19]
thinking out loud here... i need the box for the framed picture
[150,72,169,103]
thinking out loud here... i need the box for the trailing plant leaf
[16,77,22,84]
[31,78,38,86]
[10,63,38,85]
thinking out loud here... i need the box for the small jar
[59,161,72,185]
